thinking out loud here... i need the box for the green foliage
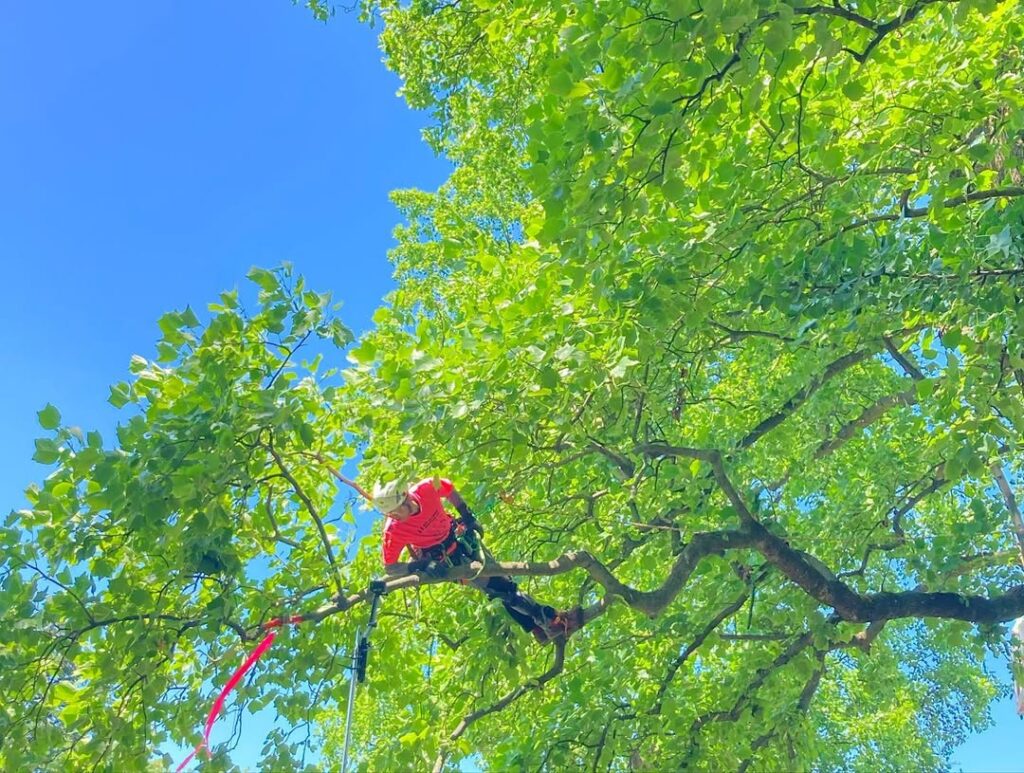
[332,0,1023,768]
[1,266,360,769]
[5,1,1024,771]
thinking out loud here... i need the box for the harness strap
[422,521,466,562]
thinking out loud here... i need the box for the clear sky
[0,3,1019,771]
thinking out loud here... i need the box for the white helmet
[372,479,408,513]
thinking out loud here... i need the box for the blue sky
[0,3,1019,770]
[0,1,448,505]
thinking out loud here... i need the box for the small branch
[738,348,875,449]
[265,441,345,597]
[818,186,1024,246]
[689,631,815,737]
[66,613,199,641]
[432,640,566,773]
[793,3,876,30]
[708,319,795,343]
[264,330,312,389]
[737,650,826,773]
[891,473,948,537]
[262,486,300,549]
[992,464,1024,568]
[312,452,372,501]
[11,558,94,623]
[813,386,918,460]
[719,632,791,642]
[636,442,719,465]
[650,590,750,714]
[883,337,925,381]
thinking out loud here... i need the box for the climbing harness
[421,519,481,565]
[341,579,388,773]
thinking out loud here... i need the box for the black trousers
[444,543,555,633]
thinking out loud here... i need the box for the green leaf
[610,356,638,380]
[549,69,575,96]
[32,438,60,465]
[702,0,723,21]
[763,19,793,54]
[347,340,377,365]
[987,226,1012,259]
[52,682,78,704]
[37,403,61,430]
[331,319,354,347]
[108,382,129,407]
[943,455,963,483]
[180,305,200,328]
[539,366,559,389]
[247,266,279,292]
[525,345,546,364]
[842,80,867,100]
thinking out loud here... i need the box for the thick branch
[745,517,1024,624]
[587,438,636,478]
[392,531,757,618]
[632,456,1024,626]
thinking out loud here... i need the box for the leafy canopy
[5,0,1024,771]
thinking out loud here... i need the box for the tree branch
[265,440,345,597]
[813,386,918,460]
[746,516,1024,624]
[432,640,566,773]
[819,186,1024,246]
[738,348,875,449]
[650,590,750,715]
[992,464,1024,568]
[883,336,925,381]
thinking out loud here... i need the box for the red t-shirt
[381,478,456,564]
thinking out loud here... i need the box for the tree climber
[372,477,582,645]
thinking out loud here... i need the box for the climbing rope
[174,615,304,772]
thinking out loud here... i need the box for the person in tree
[372,477,582,645]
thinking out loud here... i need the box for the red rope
[175,615,304,772]
[175,456,368,770]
